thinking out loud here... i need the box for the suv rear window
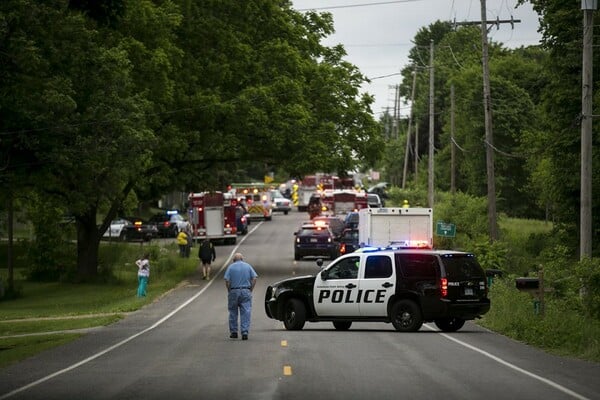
[441,255,485,279]
[395,254,438,278]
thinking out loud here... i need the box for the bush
[480,276,600,361]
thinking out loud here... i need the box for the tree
[1,0,383,280]
[523,0,600,255]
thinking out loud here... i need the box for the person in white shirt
[135,254,150,297]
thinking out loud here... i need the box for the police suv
[264,248,490,332]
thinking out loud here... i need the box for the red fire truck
[188,191,237,244]
[322,189,368,215]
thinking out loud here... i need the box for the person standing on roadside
[199,238,216,280]
[184,226,193,258]
[224,253,258,340]
[176,229,189,258]
[135,253,150,297]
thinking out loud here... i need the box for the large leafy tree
[1,0,382,280]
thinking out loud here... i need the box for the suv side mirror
[316,258,324,268]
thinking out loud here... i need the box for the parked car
[270,193,292,215]
[367,193,383,208]
[294,223,339,261]
[102,218,130,240]
[148,212,189,238]
[120,217,159,241]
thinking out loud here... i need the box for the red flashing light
[440,278,448,297]
[340,243,347,254]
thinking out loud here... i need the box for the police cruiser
[264,248,490,332]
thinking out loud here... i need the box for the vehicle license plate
[310,238,318,243]
[464,288,474,296]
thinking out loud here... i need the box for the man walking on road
[199,238,216,280]
[224,253,258,340]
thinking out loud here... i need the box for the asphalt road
[0,211,599,400]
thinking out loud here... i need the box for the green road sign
[436,221,456,237]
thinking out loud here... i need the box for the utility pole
[481,0,498,241]
[415,121,419,185]
[391,85,398,140]
[451,84,456,194]
[403,67,418,189]
[428,40,435,208]
[455,2,521,241]
[581,0,595,259]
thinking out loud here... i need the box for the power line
[296,0,423,12]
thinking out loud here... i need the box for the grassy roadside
[0,241,198,369]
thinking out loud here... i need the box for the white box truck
[358,207,433,248]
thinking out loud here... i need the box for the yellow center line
[283,365,293,376]
[281,340,288,347]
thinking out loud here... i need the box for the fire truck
[332,189,367,214]
[297,174,340,212]
[320,189,368,215]
[188,191,238,244]
[229,183,273,221]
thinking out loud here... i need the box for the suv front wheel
[434,317,465,332]
[390,300,423,332]
[283,298,306,330]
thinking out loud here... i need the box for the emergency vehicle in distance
[229,183,273,221]
[188,191,237,244]
[320,189,368,215]
[265,248,490,332]
[358,207,433,249]
[296,173,354,212]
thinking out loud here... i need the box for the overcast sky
[291,0,543,118]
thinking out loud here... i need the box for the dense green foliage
[0,0,381,279]
[377,2,599,260]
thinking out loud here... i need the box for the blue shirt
[224,261,258,288]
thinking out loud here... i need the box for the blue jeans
[137,276,148,297]
[228,288,252,334]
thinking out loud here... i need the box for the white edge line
[423,324,590,400]
[0,222,263,400]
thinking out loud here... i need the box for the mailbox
[515,277,539,291]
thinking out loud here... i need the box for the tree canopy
[0,0,382,279]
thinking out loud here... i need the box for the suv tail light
[440,278,448,297]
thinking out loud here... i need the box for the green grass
[0,241,198,368]
[479,278,600,362]
[0,334,82,368]
[0,315,124,336]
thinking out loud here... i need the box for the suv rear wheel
[390,300,423,332]
[283,298,306,330]
[434,317,465,332]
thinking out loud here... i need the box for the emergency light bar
[355,241,433,253]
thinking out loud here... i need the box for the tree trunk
[7,195,14,293]
[76,208,101,281]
